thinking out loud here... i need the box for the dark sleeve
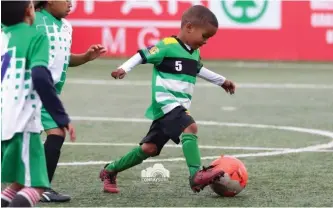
[31,66,70,128]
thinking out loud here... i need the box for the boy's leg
[159,106,225,192]
[3,184,43,207]
[100,146,150,193]
[1,133,50,207]
[40,107,70,203]
[8,187,42,207]
[1,183,22,207]
[100,121,170,193]
[181,132,201,177]
[1,139,19,206]
[181,125,224,192]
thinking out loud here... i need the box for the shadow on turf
[208,192,249,200]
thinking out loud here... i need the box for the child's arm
[31,66,76,141]
[111,53,143,79]
[29,32,76,141]
[69,44,106,67]
[112,40,169,79]
[198,66,236,94]
[118,53,143,72]
[198,66,226,86]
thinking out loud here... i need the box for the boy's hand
[221,80,236,95]
[111,68,127,79]
[65,123,76,142]
[84,44,107,61]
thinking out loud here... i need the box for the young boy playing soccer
[100,5,236,193]
[33,1,106,202]
[1,1,75,207]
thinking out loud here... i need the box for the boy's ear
[185,22,195,33]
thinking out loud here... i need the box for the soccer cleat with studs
[99,164,119,193]
[189,165,225,193]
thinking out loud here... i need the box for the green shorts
[41,107,59,130]
[1,132,50,188]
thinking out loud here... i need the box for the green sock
[105,146,150,172]
[181,133,201,177]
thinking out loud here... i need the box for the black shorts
[140,105,195,155]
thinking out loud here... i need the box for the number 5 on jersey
[175,61,182,71]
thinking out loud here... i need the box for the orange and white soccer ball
[209,155,248,197]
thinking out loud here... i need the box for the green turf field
[6,59,333,207]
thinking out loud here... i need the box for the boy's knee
[46,128,65,137]
[183,123,198,135]
[141,143,159,156]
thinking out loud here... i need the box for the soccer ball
[209,155,248,197]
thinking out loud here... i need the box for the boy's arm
[198,66,236,94]
[29,33,76,140]
[69,53,88,67]
[111,53,142,79]
[69,44,106,67]
[112,40,169,79]
[118,53,143,72]
[197,66,226,86]
[31,66,70,128]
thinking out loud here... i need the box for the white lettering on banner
[311,13,333,27]
[138,27,160,49]
[209,0,281,29]
[70,0,204,16]
[122,0,162,15]
[310,0,333,45]
[310,0,333,10]
[71,0,118,15]
[102,27,126,54]
[327,30,333,44]
[168,0,202,15]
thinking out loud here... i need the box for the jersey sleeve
[197,56,204,72]
[28,32,49,69]
[137,40,168,65]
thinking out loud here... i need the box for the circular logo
[222,0,268,24]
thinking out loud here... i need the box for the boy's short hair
[1,1,31,26]
[181,5,218,28]
[34,1,47,10]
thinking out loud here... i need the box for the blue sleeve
[31,66,70,128]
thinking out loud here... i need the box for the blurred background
[67,0,332,62]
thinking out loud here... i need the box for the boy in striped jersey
[100,5,236,194]
[1,1,75,207]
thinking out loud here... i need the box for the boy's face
[48,0,72,19]
[185,22,217,50]
[26,0,36,25]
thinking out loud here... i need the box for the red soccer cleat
[99,167,119,193]
[189,165,225,193]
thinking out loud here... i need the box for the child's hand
[111,68,127,79]
[84,44,107,61]
[221,80,236,95]
[65,123,76,142]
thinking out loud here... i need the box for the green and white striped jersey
[33,9,72,94]
[138,36,203,120]
[1,23,49,140]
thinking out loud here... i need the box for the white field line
[63,142,292,151]
[67,55,333,70]
[58,117,333,166]
[67,79,333,89]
